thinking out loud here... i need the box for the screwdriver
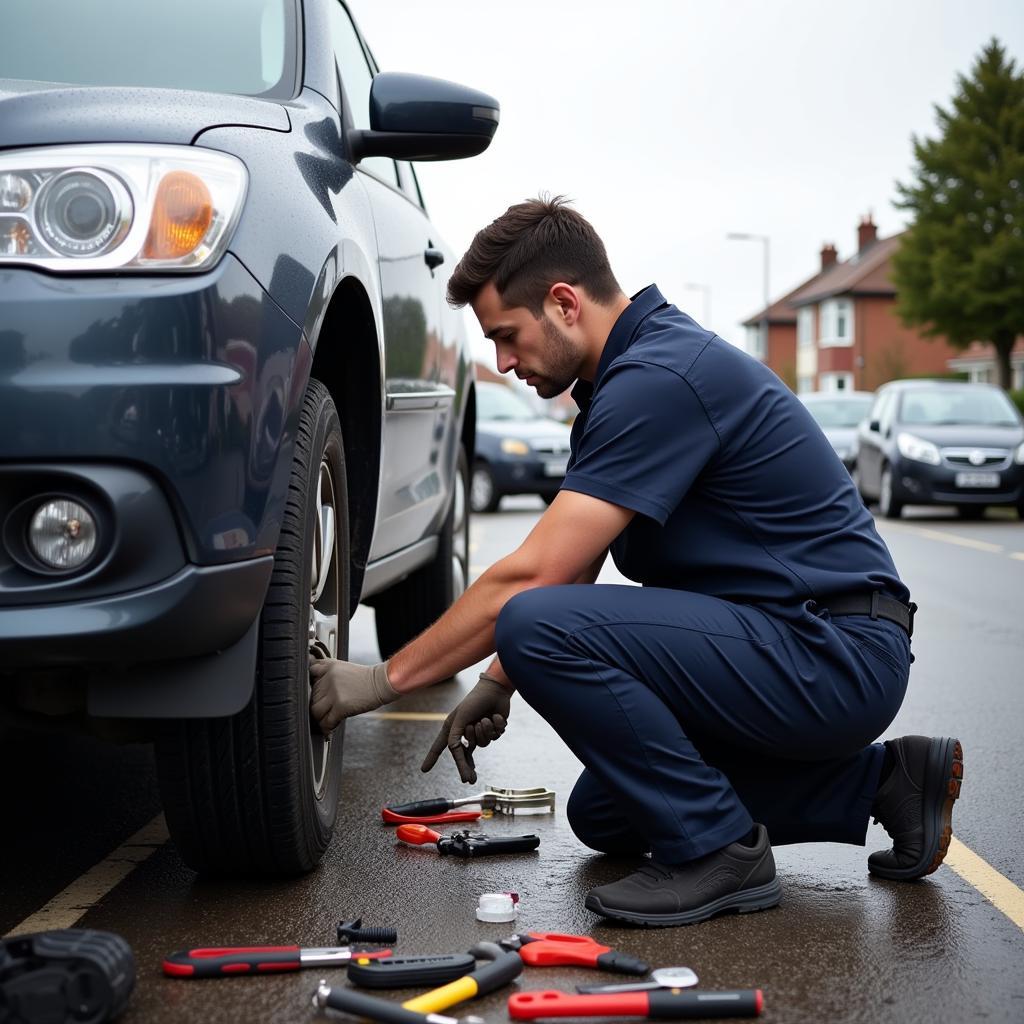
[508,989,764,1019]
[162,944,392,978]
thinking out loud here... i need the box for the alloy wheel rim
[451,464,468,600]
[308,457,339,799]
[471,468,492,512]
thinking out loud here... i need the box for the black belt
[820,593,916,638]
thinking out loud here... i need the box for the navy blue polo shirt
[562,285,909,608]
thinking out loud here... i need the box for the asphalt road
[2,498,1023,1023]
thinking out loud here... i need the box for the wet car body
[0,0,497,872]
[471,382,572,512]
[853,380,1024,518]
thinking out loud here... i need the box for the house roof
[787,234,903,308]
[741,275,821,326]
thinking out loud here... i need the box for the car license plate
[955,471,999,488]
[544,458,568,477]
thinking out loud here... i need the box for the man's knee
[494,587,567,685]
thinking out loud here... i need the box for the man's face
[471,281,583,399]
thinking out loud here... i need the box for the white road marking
[882,522,1007,554]
[1010,552,1024,562]
[3,814,168,938]
[945,837,1024,934]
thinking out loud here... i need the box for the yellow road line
[365,711,448,721]
[4,814,168,938]
[883,521,1006,554]
[945,837,1024,933]
[1011,552,1024,562]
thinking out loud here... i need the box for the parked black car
[471,382,572,512]
[0,0,498,874]
[798,391,875,470]
[853,380,1024,519]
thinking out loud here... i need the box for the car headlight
[1015,441,1024,465]
[501,438,531,456]
[897,432,941,466]
[0,145,247,272]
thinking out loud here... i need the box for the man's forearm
[386,558,537,691]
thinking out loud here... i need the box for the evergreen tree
[892,39,1024,389]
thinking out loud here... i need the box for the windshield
[801,396,873,429]
[1,0,293,97]
[898,388,1020,427]
[477,383,539,421]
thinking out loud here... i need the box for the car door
[327,2,453,556]
[858,390,889,494]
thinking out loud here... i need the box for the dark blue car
[0,0,497,874]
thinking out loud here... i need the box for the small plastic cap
[476,892,518,923]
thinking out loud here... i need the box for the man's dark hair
[446,195,621,315]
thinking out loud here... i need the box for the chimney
[820,243,838,271]
[857,213,877,253]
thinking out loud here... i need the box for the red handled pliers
[499,932,649,975]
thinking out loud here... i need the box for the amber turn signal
[143,171,213,260]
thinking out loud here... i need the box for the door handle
[424,248,445,271]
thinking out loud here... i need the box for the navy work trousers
[494,585,911,864]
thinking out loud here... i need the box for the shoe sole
[870,736,963,881]
[584,877,782,927]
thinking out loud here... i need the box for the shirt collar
[570,284,667,412]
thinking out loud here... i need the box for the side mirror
[869,419,881,433]
[350,72,499,163]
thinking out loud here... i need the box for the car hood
[0,79,289,149]
[478,418,572,441]
[822,426,858,449]
[897,423,1024,447]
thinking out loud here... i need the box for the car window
[0,0,295,98]
[878,392,897,434]
[397,162,426,210]
[477,383,539,421]
[897,388,1020,427]
[801,397,873,428]
[326,1,399,188]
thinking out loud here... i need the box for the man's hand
[309,658,398,734]
[420,673,512,784]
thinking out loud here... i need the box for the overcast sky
[348,0,1024,369]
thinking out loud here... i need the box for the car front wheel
[156,379,349,875]
[878,466,903,520]
[470,461,500,514]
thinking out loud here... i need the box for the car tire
[470,460,501,514]
[878,466,903,520]
[155,379,349,875]
[374,444,470,660]
[955,505,986,520]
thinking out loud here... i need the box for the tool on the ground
[384,786,555,822]
[382,808,484,825]
[336,918,398,946]
[396,825,539,857]
[402,942,523,1015]
[499,933,649,976]
[313,981,485,1024]
[0,928,135,1024]
[475,892,518,922]
[508,988,764,1019]
[348,954,478,990]
[577,967,700,994]
[162,944,391,978]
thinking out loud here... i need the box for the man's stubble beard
[535,315,583,399]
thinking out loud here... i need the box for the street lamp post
[682,282,711,326]
[727,232,771,360]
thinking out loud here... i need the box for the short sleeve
[561,359,719,524]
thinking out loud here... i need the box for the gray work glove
[309,658,398,735]
[420,673,512,784]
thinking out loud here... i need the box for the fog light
[28,499,98,570]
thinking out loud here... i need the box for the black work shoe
[868,735,963,881]
[584,824,780,927]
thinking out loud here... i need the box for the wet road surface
[3,499,1023,1023]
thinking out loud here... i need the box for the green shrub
[1010,389,1024,417]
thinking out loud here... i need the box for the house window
[820,299,854,347]
[746,324,766,361]
[797,307,815,349]
[820,371,854,392]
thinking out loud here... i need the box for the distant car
[853,380,1024,519]
[799,391,875,470]
[472,382,572,512]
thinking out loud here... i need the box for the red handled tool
[499,933,648,975]
[508,989,764,1019]
[382,808,483,825]
[396,825,539,857]
[162,945,392,978]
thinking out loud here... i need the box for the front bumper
[489,455,566,495]
[891,456,1024,506]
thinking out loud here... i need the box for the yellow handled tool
[403,943,522,1014]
